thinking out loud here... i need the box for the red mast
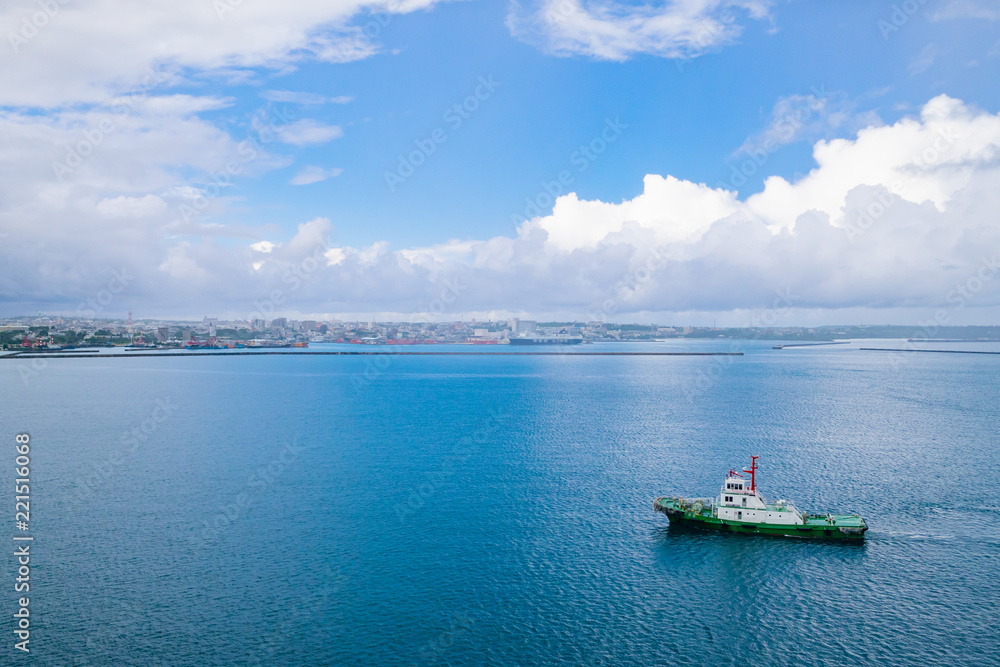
[743,455,759,492]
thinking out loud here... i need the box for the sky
[1,0,999,325]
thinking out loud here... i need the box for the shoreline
[1,350,744,359]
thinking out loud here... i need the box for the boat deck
[655,497,867,531]
[802,514,866,528]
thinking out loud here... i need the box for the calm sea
[2,340,999,665]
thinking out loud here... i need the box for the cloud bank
[0,0,443,107]
[3,95,1000,323]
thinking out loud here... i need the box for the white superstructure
[714,457,804,526]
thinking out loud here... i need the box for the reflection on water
[1,340,998,665]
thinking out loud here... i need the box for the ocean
[2,340,999,665]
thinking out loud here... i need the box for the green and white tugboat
[654,456,867,540]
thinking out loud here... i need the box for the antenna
[743,455,759,492]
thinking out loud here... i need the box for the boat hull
[654,497,867,540]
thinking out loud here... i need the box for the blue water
[3,340,999,665]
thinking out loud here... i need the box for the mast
[743,455,759,492]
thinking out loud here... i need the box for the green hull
[654,497,867,540]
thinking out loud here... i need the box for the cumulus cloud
[3,95,999,322]
[289,166,344,185]
[0,0,446,107]
[506,0,772,61]
[0,0,445,107]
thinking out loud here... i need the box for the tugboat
[654,456,867,539]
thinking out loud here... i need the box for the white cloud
[261,90,354,105]
[276,120,344,145]
[908,43,940,75]
[250,241,277,253]
[0,0,446,107]
[736,90,882,158]
[930,0,1000,21]
[261,90,330,105]
[290,166,344,185]
[506,0,772,61]
[743,95,994,233]
[96,194,168,218]
[4,96,1000,321]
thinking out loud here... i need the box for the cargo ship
[654,456,867,539]
[508,333,583,345]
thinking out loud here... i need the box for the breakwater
[2,350,744,359]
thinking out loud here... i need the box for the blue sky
[1,0,1000,323]
[181,0,1000,248]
